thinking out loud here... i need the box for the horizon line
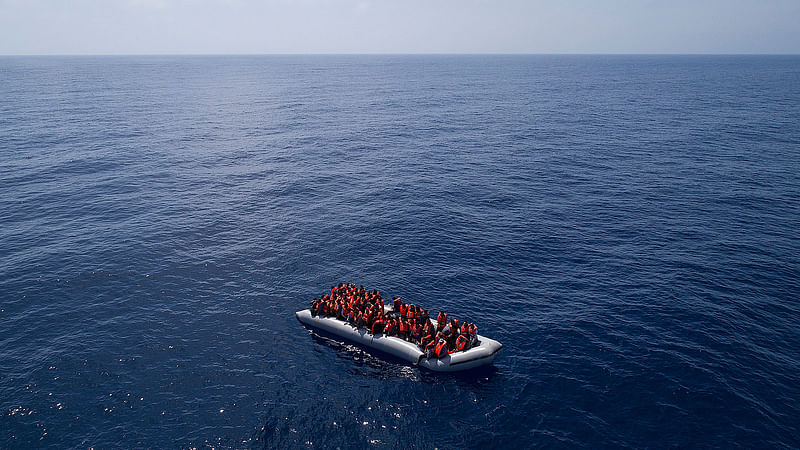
[2,52,800,57]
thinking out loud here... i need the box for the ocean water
[1,55,799,448]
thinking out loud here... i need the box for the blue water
[1,55,799,448]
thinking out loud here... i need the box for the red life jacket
[406,307,414,320]
[435,340,447,358]
[455,335,467,351]
[437,313,447,328]
[400,304,407,315]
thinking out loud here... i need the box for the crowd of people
[309,283,479,360]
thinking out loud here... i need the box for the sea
[1,55,799,449]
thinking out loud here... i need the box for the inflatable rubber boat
[296,308,502,372]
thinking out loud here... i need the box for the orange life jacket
[435,340,447,358]
[455,335,467,351]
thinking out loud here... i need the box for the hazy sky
[1,0,798,55]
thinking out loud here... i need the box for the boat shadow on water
[307,329,500,385]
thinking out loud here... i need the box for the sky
[0,0,798,55]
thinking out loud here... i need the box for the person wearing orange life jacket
[449,318,459,333]
[383,319,395,336]
[455,333,469,352]
[424,339,436,359]
[397,318,407,340]
[393,297,402,313]
[371,317,385,335]
[446,318,459,347]
[421,320,434,338]
[410,322,421,344]
[399,303,407,317]
[405,305,414,322]
[419,325,435,350]
[469,324,479,347]
[434,338,449,359]
[403,319,414,342]
[424,332,442,359]
[436,312,447,331]
[406,320,415,343]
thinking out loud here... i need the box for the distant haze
[1,0,798,55]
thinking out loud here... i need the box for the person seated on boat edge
[316,299,327,317]
[455,333,469,352]
[309,298,319,316]
[420,321,435,346]
[407,319,418,343]
[419,326,435,351]
[365,307,377,329]
[424,335,437,359]
[392,296,402,313]
[406,318,415,341]
[371,316,385,335]
[335,301,345,321]
[327,300,337,318]
[434,337,449,359]
[383,318,395,336]
[394,318,404,340]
